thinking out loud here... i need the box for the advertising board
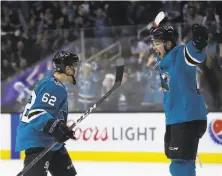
[0,113,221,163]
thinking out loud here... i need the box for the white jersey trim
[27,109,47,123]
[184,47,197,67]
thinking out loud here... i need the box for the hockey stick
[145,11,165,33]
[17,59,124,176]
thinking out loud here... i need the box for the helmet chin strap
[64,73,76,85]
[65,69,76,85]
[72,75,76,85]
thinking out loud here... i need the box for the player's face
[65,65,76,76]
[153,40,166,59]
[65,63,79,85]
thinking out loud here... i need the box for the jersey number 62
[42,93,57,106]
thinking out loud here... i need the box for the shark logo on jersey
[160,73,170,91]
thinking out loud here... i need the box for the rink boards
[0,113,222,163]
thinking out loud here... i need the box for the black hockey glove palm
[192,24,208,50]
[43,119,76,143]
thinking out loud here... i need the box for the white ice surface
[0,160,221,176]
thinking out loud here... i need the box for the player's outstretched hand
[192,24,208,50]
[43,119,76,143]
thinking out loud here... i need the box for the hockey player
[151,24,209,176]
[16,51,80,176]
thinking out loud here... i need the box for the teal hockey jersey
[16,75,68,151]
[156,41,208,125]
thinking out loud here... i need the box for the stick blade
[154,11,165,28]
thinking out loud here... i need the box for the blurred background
[1,1,222,113]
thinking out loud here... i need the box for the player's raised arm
[184,24,208,66]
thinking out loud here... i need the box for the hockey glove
[43,119,76,143]
[192,24,208,50]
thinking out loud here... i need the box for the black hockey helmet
[52,51,80,85]
[53,51,79,73]
[151,25,178,51]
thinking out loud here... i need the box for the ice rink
[1,160,221,176]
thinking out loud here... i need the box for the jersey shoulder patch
[52,77,64,87]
